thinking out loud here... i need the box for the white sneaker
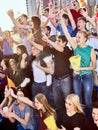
[20,78,30,88]
[46,74,52,87]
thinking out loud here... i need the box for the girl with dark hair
[5,88,35,130]
[29,16,47,47]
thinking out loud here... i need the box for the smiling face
[92,108,98,126]
[77,19,86,30]
[71,0,79,9]
[76,31,87,45]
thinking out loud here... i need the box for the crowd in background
[0,0,98,130]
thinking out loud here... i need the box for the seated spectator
[9,58,23,87]
[57,93,89,130]
[5,88,35,130]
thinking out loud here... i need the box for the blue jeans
[53,76,72,110]
[32,82,49,100]
[73,73,93,117]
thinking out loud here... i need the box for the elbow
[23,121,29,126]
[92,64,96,70]
[49,68,54,75]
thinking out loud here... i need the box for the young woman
[60,10,96,118]
[9,58,23,87]
[10,90,57,130]
[29,16,47,47]
[57,93,88,130]
[6,88,35,130]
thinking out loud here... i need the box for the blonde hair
[66,93,84,114]
[35,93,56,117]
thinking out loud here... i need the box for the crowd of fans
[0,0,98,130]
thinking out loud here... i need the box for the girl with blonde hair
[57,93,88,130]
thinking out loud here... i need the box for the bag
[69,55,81,71]
[44,115,57,130]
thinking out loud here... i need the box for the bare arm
[7,110,31,126]
[36,0,41,18]
[42,36,64,52]
[80,9,96,27]
[36,59,54,74]
[10,88,35,109]
[0,97,7,108]
[7,10,25,28]
[59,10,77,50]
[28,39,44,51]
[20,53,28,69]
[66,5,76,30]
[79,48,96,71]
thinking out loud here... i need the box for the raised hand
[22,53,27,60]
[42,36,49,43]
[7,9,14,18]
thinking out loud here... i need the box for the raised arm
[80,9,96,27]
[27,38,44,51]
[10,88,35,108]
[59,10,77,50]
[66,4,76,30]
[7,10,26,28]
[36,57,54,74]
[36,0,41,18]
[42,36,64,52]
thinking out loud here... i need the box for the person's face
[9,61,17,71]
[65,99,74,112]
[44,10,49,17]
[44,28,50,36]
[34,98,43,110]
[77,19,86,30]
[4,31,11,39]
[76,32,86,44]
[57,38,66,47]
[92,108,98,126]
[17,90,24,103]
[71,0,79,9]
[63,18,68,25]
[32,46,40,56]
[17,47,21,55]
[21,15,27,23]
[29,20,34,29]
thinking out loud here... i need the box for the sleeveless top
[74,45,92,75]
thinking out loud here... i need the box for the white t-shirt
[32,55,52,83]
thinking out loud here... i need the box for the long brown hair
[35,93,56,117]
[31,16,47,47]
